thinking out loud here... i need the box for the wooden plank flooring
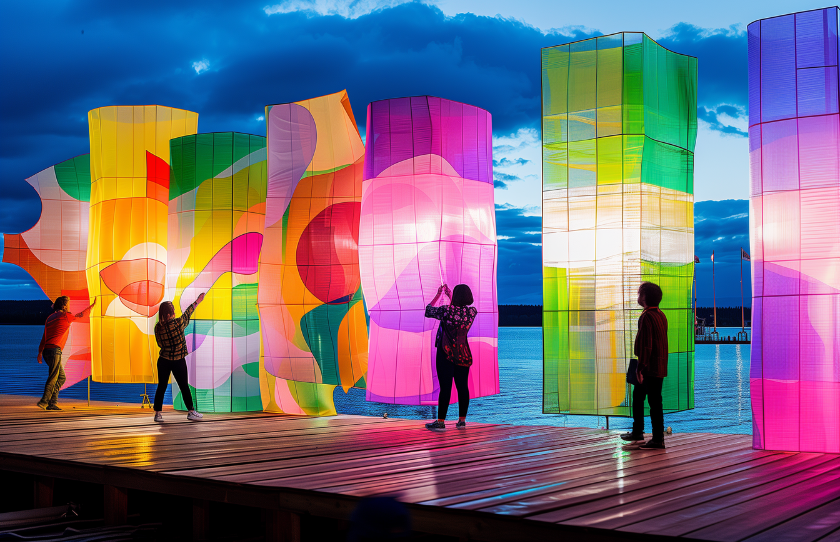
[1,394,838,541]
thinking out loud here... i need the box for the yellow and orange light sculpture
[259,90,368,415]
[86,106,198,383]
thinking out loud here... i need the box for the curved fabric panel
[259,90,368,415]
[360,96,499,406]
[542,33,697,416]
[748,8,840,453]
[168,132,266,412]
[87,105,198,383]
[2,155,92,389]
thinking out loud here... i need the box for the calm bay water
[1,325,750,434]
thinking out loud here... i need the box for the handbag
[626,358,640,386]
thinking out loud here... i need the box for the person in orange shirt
[37,296,96,410]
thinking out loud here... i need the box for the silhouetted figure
[621,282,669,449]
[424,284,477,430]
[36,296,96,411]
[347,497,411,542]
[153,294,205,422]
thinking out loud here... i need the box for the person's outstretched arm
[179,292,206,330]
[74,298,97,319]
[425,285,450,319]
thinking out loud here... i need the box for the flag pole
[740,247,745,332]
[712,251,717,333]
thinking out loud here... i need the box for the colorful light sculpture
[167,133,265,412]
[748,8,840,453]
[87,105,198,383]
[259,90,367,415]
[2,155,92,389]
[542,33,697,415]
[360,96,499,405]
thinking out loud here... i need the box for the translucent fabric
[259,90,367,415]
[87,106,198,383]
[748,8,840,453]
[360,96,499,405]
[167,133,265,412]
[2,155,92,389]
[542,33,697,416]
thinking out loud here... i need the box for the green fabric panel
[622,35,644,135]
[212,133,234,210]
[170,134,266,201]
[568,38,597,115]
[232,283,259,320]
[543,143,568,190]
[641,138,693,194]
[542,45,570,117]
[53,155,92,202]
[568,139,596,188]
[300,300,361,386]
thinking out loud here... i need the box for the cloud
[697,105,747,137]
[494,157,530,167]
[192,59,210,74]
[263,0,417,18]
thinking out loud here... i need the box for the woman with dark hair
[424,283,477,430]
[153,293,205,422]
[36,296,96,411]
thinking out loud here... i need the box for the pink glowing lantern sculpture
[360,96,499,405]
[749,7,840,453]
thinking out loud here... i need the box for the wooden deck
[1,394,839,541]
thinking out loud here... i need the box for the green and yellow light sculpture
[542,33,697,416]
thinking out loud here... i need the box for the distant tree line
[695,307,751,328]
[0,300,55,325]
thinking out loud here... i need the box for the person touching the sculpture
[36,296,96,411]
[153,293,206,422]
[621,282,669,449]
[424,283,477,430]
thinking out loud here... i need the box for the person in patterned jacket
[153,293,205,422]
[424,283,477,430]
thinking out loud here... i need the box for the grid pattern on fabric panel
[1,155,93,390]
[748,7,840,453]
[85,105,198,384]
[542,33,696,416]
[167,133,265,412]
[360,96,498,406]
[258,91,366,416]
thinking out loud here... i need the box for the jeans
[154,357,194,412]
[436,348,470,420]
[632,373,665,442]
[41,348,65,406]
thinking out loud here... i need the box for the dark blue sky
[0,1,753,304]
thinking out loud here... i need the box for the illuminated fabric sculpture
[361,96,499,405]
[542,33,696,415]
[259,90,367,415]
[87,106,198,383]
[2,155,92,389]
[748,8,840,453]
[167,133,265,412]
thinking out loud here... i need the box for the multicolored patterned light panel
[2,155,92,389]
[259,90,368,415]
[748,8,840,453]
[542,33,697,416]
[168,133,265,412]
[361,96,499,405]
[87,105,198,383]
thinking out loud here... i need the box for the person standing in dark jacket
[424,283,477,430]
[621,282,669,449]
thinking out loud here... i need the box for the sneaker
[154,412,164,423]
[455,420,466,429]
[620,432,644,442]
[46,404,62,411]
[638,439,666,450]
[425,420,445,430]
[37,401,48,410]
[187,410,203,421]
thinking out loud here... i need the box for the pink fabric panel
[749,7,840,453]
[361,96,498,405]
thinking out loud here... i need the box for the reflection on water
[1,325,751,435]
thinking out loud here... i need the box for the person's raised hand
[443,285,452,298]
[437,285,445,295]
[196,292,206,304]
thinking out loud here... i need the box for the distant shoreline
[0,301,751,328]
